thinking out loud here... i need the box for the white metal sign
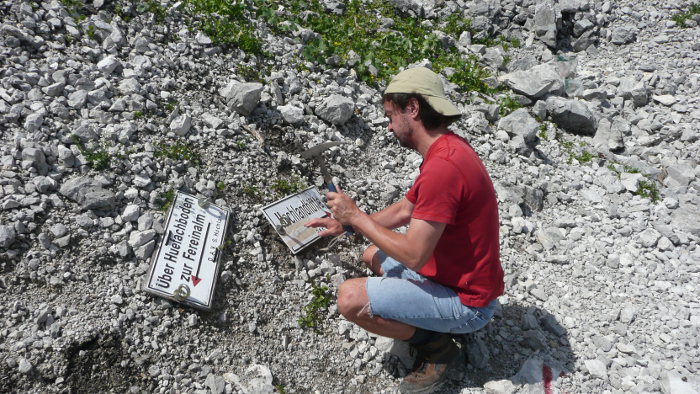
[145,191,229,310]
[261,186,329,253]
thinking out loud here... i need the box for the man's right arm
[369,197,413,230]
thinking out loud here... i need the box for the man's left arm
[325,191,445,271]
[351,213,445,272]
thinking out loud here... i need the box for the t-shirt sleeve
[405,158,464,225]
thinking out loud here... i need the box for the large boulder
[315,94,354,125]
[498,108,539,145]
[59,176,115,214]
[593,118,625,152]
[617,77,649,108]
[546,97,598,135]
[499,63,563,99]
[533,0,557,48]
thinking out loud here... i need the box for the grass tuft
[298,281,332,333]
[672,3,700,27]
[71,135,110,170]
[155,142,202,165]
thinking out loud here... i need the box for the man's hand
[304,188,361,237]
[304,217,344,237]
[325,191,362,225]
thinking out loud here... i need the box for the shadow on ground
[382,301,577,393]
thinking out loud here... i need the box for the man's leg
[337,277,414,340]
[337,277,461,393]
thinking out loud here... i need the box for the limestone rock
[499,63,563,99]
[315,94,354,125]
[225,82,263,116]
[278,104,305,124]
[59,176,115,213]
[546,97,598,135]
[533,0,557,48]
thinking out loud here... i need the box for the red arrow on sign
[191,276,202,286]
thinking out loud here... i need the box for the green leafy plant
[183,0,265,56]
[237,64,265,83]
[136,0,167,23]
[298,281,332,333]
[538,123,548,141]
[216,181,226,191]
[672,3,700,27]
[283,0,496,93]
[635,179,661,202]
[242,184,260,199]
[497,95,521,117]
[85,23,96,40]
[164,98,178,113]
[134,110,144,119]
[234,140,248,151]
[60,0,88,19]
[574,150,594,163]
[158,189,176,212]
[155,142,202,165]
[71,135,110,170]
[271,176,306,197]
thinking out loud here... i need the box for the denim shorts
[365,250,498,334]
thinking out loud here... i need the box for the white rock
[278,104,305,124]
[97,55,120,75]
[584,359,608,379]
[170,114,192,136]
[128,229,156,249]
[652,94,676,106]
[121,204,140,222]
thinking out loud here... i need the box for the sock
[407,328,437,346]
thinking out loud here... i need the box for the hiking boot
[399,334,461,394]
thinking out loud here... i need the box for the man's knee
[337,279,369,321]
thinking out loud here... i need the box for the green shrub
[574,150,594,163]
[271,176,306,197]
[159,189,176,212]
[672,3,700,27]
[155,142,202,165]
[183,0,265,56]
[71,135,111,170]
[497,95,521,117]
[298,281,332,333]
[635,180,660,203]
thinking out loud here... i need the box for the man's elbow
[405,253,429,272]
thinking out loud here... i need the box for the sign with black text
[144,191,229,310]
[261,187,329,253]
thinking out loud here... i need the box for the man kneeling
[306,67,504,393]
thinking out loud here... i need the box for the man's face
[384,100,414,149]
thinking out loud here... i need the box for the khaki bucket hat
[384,67,461,117]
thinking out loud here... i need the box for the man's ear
[407,97,420,118]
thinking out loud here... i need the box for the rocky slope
[1,0,699,393]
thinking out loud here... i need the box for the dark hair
[382,93,460,130]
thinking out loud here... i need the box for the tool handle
[327,182,355,235]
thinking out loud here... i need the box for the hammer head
[301,141,346,159]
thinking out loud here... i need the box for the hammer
[301,141,354,235]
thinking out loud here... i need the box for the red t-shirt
[405,132,504,307]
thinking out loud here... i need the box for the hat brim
[423,95,462,117]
